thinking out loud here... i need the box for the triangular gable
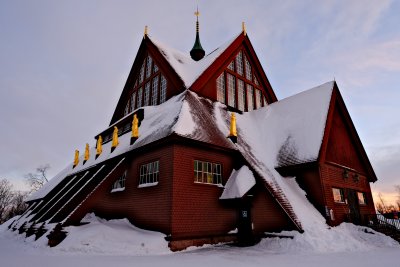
[190,33,277,104]
[109,37,185,125]
[319,82,377,182]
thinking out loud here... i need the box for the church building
[10,12,377,251]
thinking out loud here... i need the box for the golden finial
[229,113,237,137]
[96,136,103,157]
[242,22,246,36]
[132,114,139,139]
[194,6,200,18]
[111,126,119,149]
[84,143,90,162]
[73,150,79,168]
[144,25,148,38]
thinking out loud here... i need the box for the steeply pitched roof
[149,34,239,88]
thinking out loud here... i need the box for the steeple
[190,7,205,61]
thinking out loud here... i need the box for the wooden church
[10,12,377,251]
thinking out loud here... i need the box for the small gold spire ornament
[73,150,79,168]
[111,126,119,152]
[83,143,90,163]
[144,25,148,38]
[242,22,246,36]
[96,136,103,158]
[228,113,238,143]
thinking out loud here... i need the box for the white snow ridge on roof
[220,165,256,200]
[149,34,239,87]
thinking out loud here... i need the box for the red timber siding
[72,145,174,234]
[251,185,296,234]
[319,103,375,226]
[325,106,367,172]
[319,163,375,226]
[171,144,236,240]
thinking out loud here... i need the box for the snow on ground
[0,214,399,267]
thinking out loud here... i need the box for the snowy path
[1,230,399,267]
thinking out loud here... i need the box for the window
[130,92,136,112]
[217,73,225,104]
[153,63,159,73]
[357,192,367,205]
[247,84,254,111]
[160,75,167,103]
[263,96,267,107]
[151,76,159,105]
[254,75,259,86]
[111,171,126,192]
[332,188,345,203]
[139,161,159,186]
[228,61,234,71]
[227,74,236,108]
[137,87,143,108]
[139,62,145,83]
[144,82,150,106]
[255,89,262,109]
[124,101,130,116]
[237,79,245,111]
[245,55,252,81]
[194,160,222,185]
[235,51,243,76]
[145,55,152,78]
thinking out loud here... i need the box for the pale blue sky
[0,0,399,203]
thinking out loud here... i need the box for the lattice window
[160,75,167,103]
[124,101,130,116]
[130,91,136,112]
[145,55,152,78]
[245,55,252,81]
[247,84,254,111]
[227,74,236,108]
[139,161,159,186]
[236,51,244,76]
[144,82,150,106]
[237,79,245,111]
[255,89,262,109]
[139,62,145,83]
[194,160,222,185]
[151,76,159,106]
[357,192,367,205]
[217,72,226,104]
[137,87,143,108]
[153,63,159,73]
[228,61,234,71]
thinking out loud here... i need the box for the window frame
[357,192,367,205]
[111,171,127,193]
[138,160,160,187]
[194,159,223,186]
[332,187,345,203]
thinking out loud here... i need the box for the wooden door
[347,189,361,224]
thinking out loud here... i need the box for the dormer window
[215,49,267,112]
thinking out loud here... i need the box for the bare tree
[0,179,13,223]
[7,191,28,219]
[25,164,50,193]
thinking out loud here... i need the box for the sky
[0,0,399,205]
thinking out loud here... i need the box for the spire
[190,7,205,61]
[242,21,247,36]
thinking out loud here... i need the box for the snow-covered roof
[220,165,256,200]
[27,81,335,232]
[149,34,239,88]
[237,81,335,168]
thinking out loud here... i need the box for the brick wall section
[171,144,236,239]
[77,145,174,234]
[319,163,375,226]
